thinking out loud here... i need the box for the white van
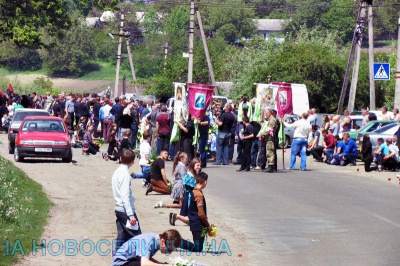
[264,83,310,115]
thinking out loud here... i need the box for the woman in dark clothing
[362,134,376,172]
[83,124,100,155]
[177,114,195,162]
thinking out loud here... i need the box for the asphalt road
[202,157,400,266]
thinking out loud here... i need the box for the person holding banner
[177,114,195,162]
[198,114,210,168]
[214,105,235,165]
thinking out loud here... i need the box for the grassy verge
[78,61,116,80]
[0,156,52,266]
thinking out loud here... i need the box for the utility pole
[337,2,366,114]
[124,33,138,94]
[196,11,217,94]
[187,0,195,83]
[114,11,124,100]
[368,2,376,110]
[395,1,400,109]
[348,1,367,113]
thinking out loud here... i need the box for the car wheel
[8,141,14,154]
[62,148,72,163]
[14,147,23,162]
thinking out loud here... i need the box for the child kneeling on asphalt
[112,229,182,266]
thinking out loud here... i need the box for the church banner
[174,82,187,122]
[273,82,293,118]
[188,83,215,120]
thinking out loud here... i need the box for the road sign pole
[395,6,400,109]
[368,4,376,110]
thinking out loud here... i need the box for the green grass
[0,67,47,76]
[374,39,396,48]
[78,61,116,80]
[0,156,52,266]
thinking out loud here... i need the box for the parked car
[14,116,72,162]
[8,109,50,154]
[356,123,400,155]
[346,120,395,140]
[279,114,301,148]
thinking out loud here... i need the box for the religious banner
[187,83,215,120]
[273,82,293,118]
[173,82,187,122]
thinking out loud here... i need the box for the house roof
[85,17,100,27]
[254,19,286,31]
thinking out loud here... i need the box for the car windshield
[14,111,49,121]
[372,123,399,134]
[22,120,66,133]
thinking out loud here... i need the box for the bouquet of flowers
[201,224,217,237]
[95,138,105,147]
[169,257,207,266]
[167,179,173,191]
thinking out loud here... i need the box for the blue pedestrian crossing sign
[373,63,390,81]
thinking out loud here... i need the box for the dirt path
[0,134,245,266]
[7,74,112,94]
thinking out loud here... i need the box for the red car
[14,116,72,162]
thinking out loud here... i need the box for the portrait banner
[274,82,293,118]
[174,82,187,122]
[188,83,215,120]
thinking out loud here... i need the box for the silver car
[8,109,50,154]
[356,123,400,152]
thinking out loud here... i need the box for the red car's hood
[18,132,69,142]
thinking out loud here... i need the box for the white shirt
[103,104,112,118]
[139,141,152,166]
[112,165,136,217]
[285,118,311,139]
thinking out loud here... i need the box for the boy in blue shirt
[374,137,390,171]
[187,172,213,253]
[111,229,182,266]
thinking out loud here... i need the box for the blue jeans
[290,138,308,170]
[325,148,334,162]
[130,124,138,149]
[251,139,260,167]
[216,132,231,164]
[198,134,208,167]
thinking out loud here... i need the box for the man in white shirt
[112,149,141,244]
[284,112,312,170]
[133,131,152,186]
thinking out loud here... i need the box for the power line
[131,0,400,10]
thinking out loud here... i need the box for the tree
[0,0,72,48]
[322,0,357,44]
[39,13,97,77]
[284,0,333,39]
[202,0,257,43]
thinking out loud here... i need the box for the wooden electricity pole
[337,2,367,114]
[368,3,376,110]
[114,11,124,100]
[196,10,217,94]
[348,1,367,113]
[125,33,138,94]
[187,0,195,83]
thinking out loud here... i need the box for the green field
[0,157,52,266]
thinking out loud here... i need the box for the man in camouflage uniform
[264,109,277,173]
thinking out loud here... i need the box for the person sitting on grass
[111,229,182,266]
[146,149,171,195]
[154,151,188,209]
